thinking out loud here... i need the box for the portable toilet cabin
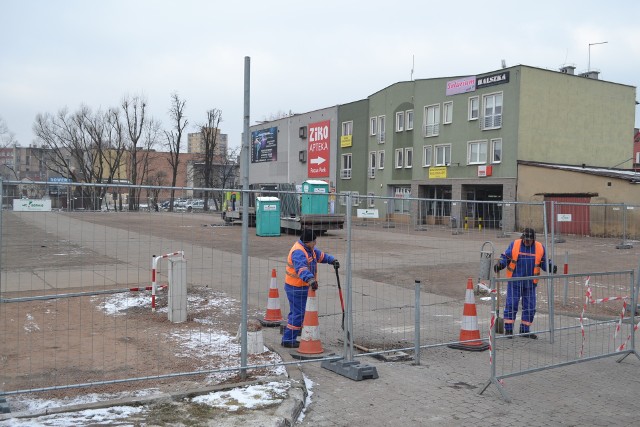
[301,180,329,215]
[256,196,281,236]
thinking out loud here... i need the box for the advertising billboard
[251,127,278,163]
[307,120,330,178]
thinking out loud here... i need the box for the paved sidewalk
[269,325,640,427]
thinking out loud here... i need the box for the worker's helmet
[521,228,535,241]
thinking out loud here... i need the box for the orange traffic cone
[292,287,325,359]
[259,269,284,327]
[448,278,489,352]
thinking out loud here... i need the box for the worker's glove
[493,264,504,273]
[308,279,318,291]
[552,264,558,274]
[332,259,340,269]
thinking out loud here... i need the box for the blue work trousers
[504,280,537,333]
[282,284,309,344]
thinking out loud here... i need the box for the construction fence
[0,180,638,403]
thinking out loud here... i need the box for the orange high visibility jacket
[506,239,544,284]
[285,241,318,287]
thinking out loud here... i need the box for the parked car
[186,199,204,212]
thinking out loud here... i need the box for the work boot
[521,332,538,339]
[504,330,513,339]
[281,341,300,348]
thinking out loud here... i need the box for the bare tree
[122,95,146,210]
[0,116,19,180]
[33,105,126,210]
[164,93,188,211]
[196,108,223,211]
[0,116,17,147]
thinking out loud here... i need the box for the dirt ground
[2,210,639,401]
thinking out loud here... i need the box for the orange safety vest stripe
[285,241,317,287]
[506,239,544,284]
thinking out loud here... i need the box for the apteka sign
[307,120,330,178]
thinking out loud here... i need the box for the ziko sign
[307,120,330,178]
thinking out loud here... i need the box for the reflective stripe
[285,241,317,287]
[506,239,544,284]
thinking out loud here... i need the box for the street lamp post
[588,41,608,72]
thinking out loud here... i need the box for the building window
[342,121,353,136]
[422,145,432,167]
[395,111,404,132]
[491,138,502,163]
[370,117,377,136]
[483,92,503,129]
[467,140,488,165]
[424,104,440,137]
[378,115,386,143]
[339,191,360,206]
[394,187,411,214]
[405,147,413,168]
[367,192,375,208]
[406,110,414,130]
[378,150,385,169]
[468,96,479,120]
[369,151,376,178]
[341,153,352,179]
[443,101,453,124]
[435,144,451,166]
[395,148,403,169]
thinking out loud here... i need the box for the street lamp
[588,41,608,72]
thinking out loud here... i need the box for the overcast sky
[2,0,639,149]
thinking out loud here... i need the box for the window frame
[405,147,413,168]
[370,117,377,136]
[395,148,403,169]
[378,115,386,143]
[468,96,479,121]
[367,192,375,208]
[422,145,432,167]
[467,140,488,165]
[491,138,502,164]
[434,144,451,166]
[369,151,376,178]
[443,101,453,124]
[406,110,414,130]
[378,150,385,170]
[340,153,352,179]
[482,92,503,130]
[424,104,440,137]
[395,111,404,132]
[341,120,353,136]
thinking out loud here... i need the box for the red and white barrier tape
[579,275,636,356]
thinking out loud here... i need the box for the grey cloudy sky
[2,0,639,149]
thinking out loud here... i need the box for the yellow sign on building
[428,167,447,179]
[340,135,352,148]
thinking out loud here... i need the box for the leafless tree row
[23,93,237,211]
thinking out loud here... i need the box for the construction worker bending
[282,229,339,348]
[494,228,557,339]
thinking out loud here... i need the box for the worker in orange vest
[494,228,556,339]
[282,229,339,348]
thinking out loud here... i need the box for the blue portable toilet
[256,196,281,236]
[301,180,329,215]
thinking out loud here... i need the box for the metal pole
[544,201,554,343]
[0,178,3,295]
[240,56,251,379]
[563,251,569,305]
[414,280,421,365]
[345,192,354,361]
[588,41,608,72]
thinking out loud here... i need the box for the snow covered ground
[0,290,302,426]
